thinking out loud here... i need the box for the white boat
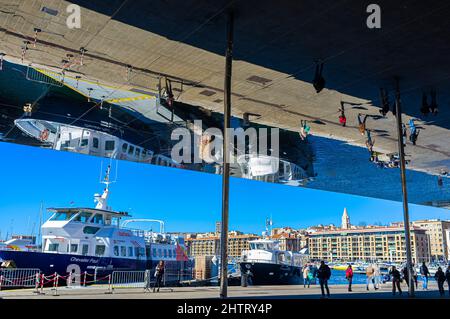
[237,154,309,185]
[14,118,182,169]
[239,237,306,285]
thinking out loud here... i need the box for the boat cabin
[41,208,146,259]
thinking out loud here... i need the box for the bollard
[40,274,44,295]
[241,273,248,287]
[67,272,72,288]
[105,274,113,294]
[53,274,59,296]
[83,271,87,287]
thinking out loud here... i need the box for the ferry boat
[0,166,192,280]
[239,237,305,285]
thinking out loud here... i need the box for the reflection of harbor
[0,59,316,187]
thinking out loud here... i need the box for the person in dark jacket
[153,260,165,293]
[445,266,450,296]
[402,266,410,287]
[435,267,446,296]
[317,261,331,298]
[389,266,402,296]
[420,262,430,290]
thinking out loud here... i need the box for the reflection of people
[357,114,369,135]
[303,265,311,288]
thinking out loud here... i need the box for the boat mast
[95,165,112,210]
[38,201,43,248]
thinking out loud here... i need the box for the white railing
[0,268,41,290]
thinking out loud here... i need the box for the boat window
[105,140,115,151]
[50,211,77,221]
[168,249,172,258]
[158,248,162,257]
[83,226,100,234]
[135,148,141,158]
[91,214,104,225]
[163,249,167,258]
[113,246,119,256]
[48,243,59,252]
[82,244,89,256]
[80,139,89,147]
[120,246,126,257]
[134,247,141,258]
[92,137,99,149]
[95,245,106,256]
[128,145,135,155]
[70,244,78,253]
[73,212,92,223]
[122,143,128,153]
[128,247,133,257]
[152,248,157,258]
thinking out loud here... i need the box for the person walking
[153,260,165,293]
[420,262,430,290]
[412,265,418,290]
[357,113,369,135]
[445,265,450,296]
[303,264,311,288]
[390,266,402,296]
[373,264,381,289]
[345,265,354,292]
[435,267,446,297]
[365,264,377,290]
[317,261,331,298]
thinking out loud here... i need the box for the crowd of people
[301,261,450,298]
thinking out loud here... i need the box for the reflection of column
[394,77,414,297]
[219,10,234,300]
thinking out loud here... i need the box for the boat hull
[240,262,302,285]
[0,250,190,281]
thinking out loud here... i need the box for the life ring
[39,129,49,141]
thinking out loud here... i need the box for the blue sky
[0,142,448,239]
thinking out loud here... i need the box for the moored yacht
[239,237,305,285]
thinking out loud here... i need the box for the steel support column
[219,9,234,299]
[394,77,415,297]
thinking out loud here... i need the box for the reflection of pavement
[0,282,445,299]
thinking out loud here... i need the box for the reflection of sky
[308,135,450,206]
[0,141,449,238]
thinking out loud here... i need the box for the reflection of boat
[239,238,305,285]
[0,166,192,279]
[14,118,182,168]
[237,154,309,185]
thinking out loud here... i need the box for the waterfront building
[411,219,450,261]
[308,226,429,263]
[186,232,260,257]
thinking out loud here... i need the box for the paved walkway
[1,282,449,299]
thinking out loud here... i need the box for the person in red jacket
[338,102,347,127]
[345,265,354,292]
